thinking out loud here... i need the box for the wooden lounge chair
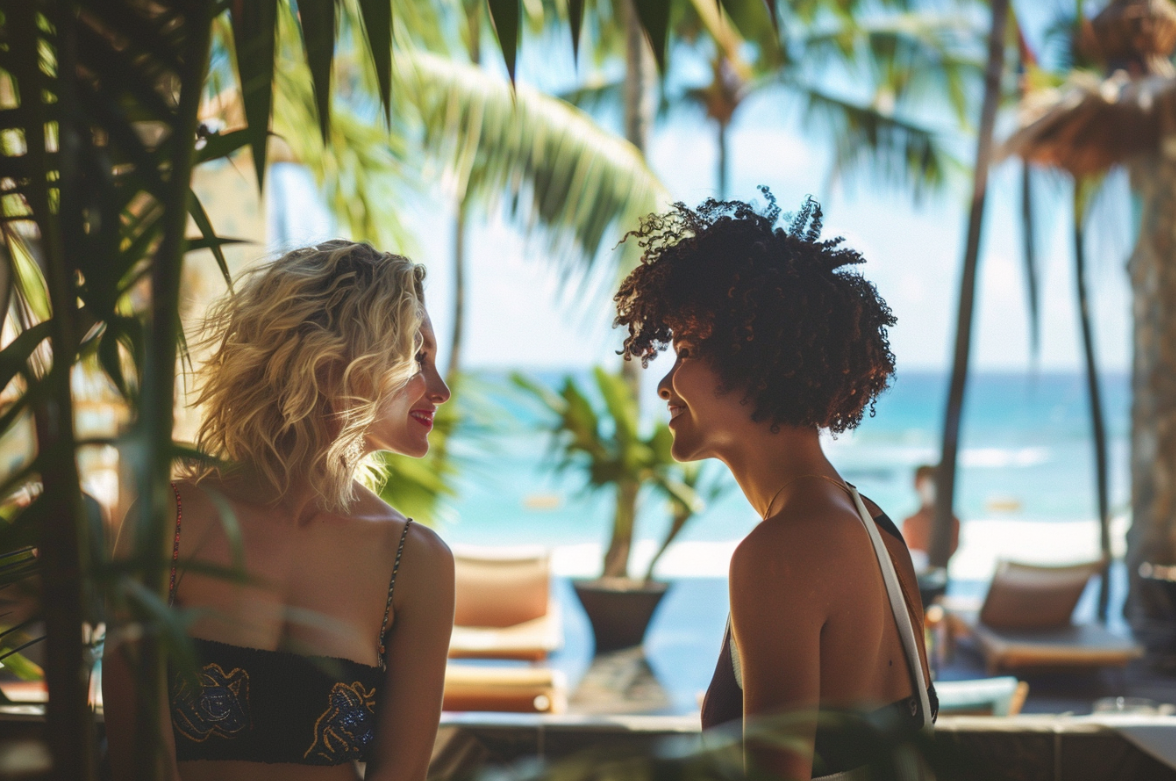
[443,546,567,713]
[448,546,563,662]
[442,665,567,713]
[946,559,1143,674]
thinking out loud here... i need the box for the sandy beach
[547,515,1132,581]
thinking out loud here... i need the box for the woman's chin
[670,440,701,463]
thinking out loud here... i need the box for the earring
[345,439,363,467]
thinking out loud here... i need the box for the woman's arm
[729,524,827,781]
[364,524,455,781]
[102,500,182,781]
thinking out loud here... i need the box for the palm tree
[998,0,1176,633]
[928,0,1012,570]
[668,1,979,200]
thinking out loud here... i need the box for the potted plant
[514,367,722,652]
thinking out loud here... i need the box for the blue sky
[269,0,1135,377]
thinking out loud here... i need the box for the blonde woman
[104,241,454,781]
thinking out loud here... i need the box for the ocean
[439,370,1131,555]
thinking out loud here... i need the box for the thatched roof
[1089,0,1176,76]
[997,69,1176,176]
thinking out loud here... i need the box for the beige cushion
[453,546,550,629]
[449,608,563,661]
[979,559,1105,629]
[442,664,566,713]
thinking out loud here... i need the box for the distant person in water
[614,190,935,781]
[900,464,960,567]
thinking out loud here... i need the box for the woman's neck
[717,426,840,519]
[216,464,324,525]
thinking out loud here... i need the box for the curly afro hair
[614,188,896,434]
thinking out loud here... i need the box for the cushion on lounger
[453,546,550,629]
[979,559,1106,629]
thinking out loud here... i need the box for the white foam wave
[959,446,1051,469]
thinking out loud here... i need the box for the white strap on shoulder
[847,485,932,729]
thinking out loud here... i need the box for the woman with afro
[615,190,935,780]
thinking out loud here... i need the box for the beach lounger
[442,665,567,713]
[449,546,563,662]
[946,559,1143,674]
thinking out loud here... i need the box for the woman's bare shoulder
[350,486,453,571]
[404,521,453,572]
[732,498,873,587]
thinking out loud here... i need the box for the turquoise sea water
[439,371,1131,550]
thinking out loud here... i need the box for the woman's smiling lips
[667,404,685,426]
[409,409,435,430]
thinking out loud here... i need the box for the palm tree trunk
[450,1,478,383]
[1021,164,1041,360]
[33,4,93,777]
[133,7,214,780]
[603,480,639,579]
[930,0,1010,569]
[717,120,728,200]
[611,0,652,581]
[1126,151,1176,636]
[1074,181,1112,622]
[448,198,467,381]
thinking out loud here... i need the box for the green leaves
[355,0,394,124]
[487,0,521,81]
[513,367,705,579]
[298,0,338,140]
[399,50,668,276]
[568,0,586,60]
[634,0,673,72]
[230,0,279,188]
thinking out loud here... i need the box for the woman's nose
[430,373,451,404]
[657,369,673,400]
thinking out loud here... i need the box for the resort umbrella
[997,0,1176,631]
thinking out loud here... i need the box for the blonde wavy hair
[190,240,426,512]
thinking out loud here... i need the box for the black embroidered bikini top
[166,484,413,766]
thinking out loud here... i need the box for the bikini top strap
[846,484,932,729]
[376,518,413,671]
[168,482,183,607]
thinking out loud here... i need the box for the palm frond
[395,49,670,276]
[271,50,415,251]
[796,12,985,127]
[790,79,963,198]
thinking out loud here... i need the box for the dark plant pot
[572,578,670,654]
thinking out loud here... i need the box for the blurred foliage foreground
[474,710,963,781]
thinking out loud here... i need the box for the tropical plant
[642,459,727,581]
[513,367,706,581]
[0,3,238,776]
